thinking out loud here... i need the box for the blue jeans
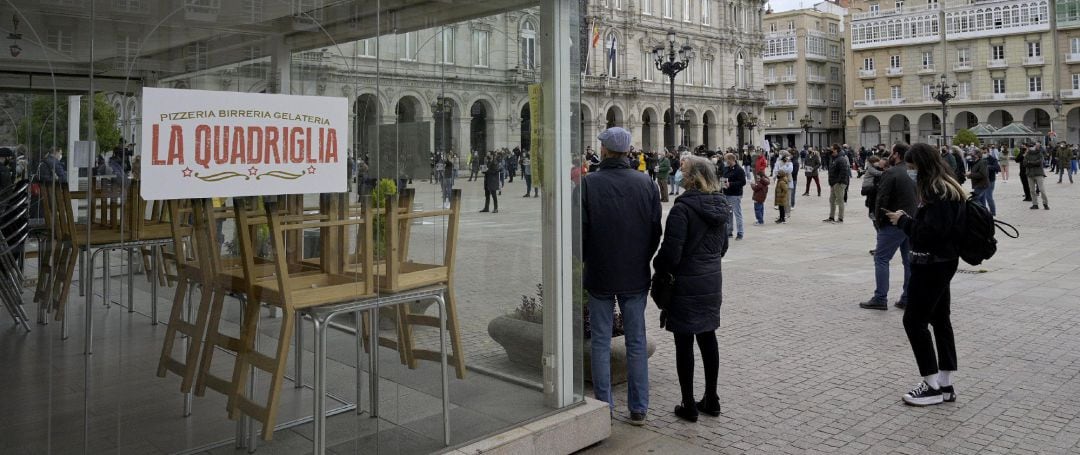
[588,291,649,413]
[754,201,764,224]
[974,182,997,216]
[790,176,797,208]
[724,195,743,237]
[873,225,911,304]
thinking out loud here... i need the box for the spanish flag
[591,21,600,48]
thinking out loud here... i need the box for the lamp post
[800,113,813,149]
[653,30,693,152]
[930,74,957,146]
[745,114,759,147]
[431,96,449,154]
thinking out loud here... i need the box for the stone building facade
[37,1,768,157]
[761,5,847,150]
[845,0,1080,148]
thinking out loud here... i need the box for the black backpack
[954,196,1019,266]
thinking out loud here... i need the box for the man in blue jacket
[722,153,746,240]
[581,127,662,426]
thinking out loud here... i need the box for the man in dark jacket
[968,149,990,203]
[581,127,662,426]
[721,153,746,240]
[1025,144,1049,209]
[825,148,850,223]
[861,143,915,311]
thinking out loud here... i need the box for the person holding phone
[860,143,915,311]
[884,143,965,407]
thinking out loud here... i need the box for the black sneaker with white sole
[940,385,956,403]
[902,381,944,406]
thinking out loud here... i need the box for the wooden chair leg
[156,269,203,389]
[444,283,466,380]
[397,304,417,369]
[194,286,233,399]
[53,244,78,322]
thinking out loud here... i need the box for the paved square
[582,174,1080,454]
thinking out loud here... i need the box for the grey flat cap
[597,127,632,153]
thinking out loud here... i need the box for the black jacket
[897,194,962,264]
[582,157,663,295]
[874,165,917,227]
[722,165,746,197]
[828,155,850,186]
[652,191,728,334]
[482,162,500,192]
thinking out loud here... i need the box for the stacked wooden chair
[223,194,377,439]
[363,189,466,380]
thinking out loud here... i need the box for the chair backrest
[262,194,375,307]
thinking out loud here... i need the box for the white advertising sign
[140,87,348,200]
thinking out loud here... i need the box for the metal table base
[303,285,451,455]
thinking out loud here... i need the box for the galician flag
[591,22,600,48]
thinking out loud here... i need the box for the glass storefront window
[0,1,582,453]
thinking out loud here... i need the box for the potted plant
[487,283,656,385]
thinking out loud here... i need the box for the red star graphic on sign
[248,167,259,176]
[182,167,193,177]
[307,166,316,174]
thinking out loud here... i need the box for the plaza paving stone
[579,172,1080,454]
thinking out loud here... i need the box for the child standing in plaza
[750,170,770,225]
[774,170,790,223]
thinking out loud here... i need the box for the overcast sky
[768,0,819,13]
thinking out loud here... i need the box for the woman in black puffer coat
[652,155,729,423]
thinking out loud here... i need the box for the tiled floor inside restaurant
[1,264,549,455]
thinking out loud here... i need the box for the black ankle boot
[674,400,699,422]
[696,395,721,417]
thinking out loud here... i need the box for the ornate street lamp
[930,74,958,146]
[745,113,759,147]
[653,30,693,152]
[431,96,450,153]
[800,113,813,148]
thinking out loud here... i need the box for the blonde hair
[681,156,721,193]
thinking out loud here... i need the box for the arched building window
[520,20,537,69]
[605,32,618,77]
[735,51,746,88]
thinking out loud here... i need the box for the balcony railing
[780,74,797,83]
[807,98,826,107]
[886,67,903,77]
[1023,56,1045,66]
[981,92,1054,101]
[853,3,939,20]
[766,99,799,107]
[1062,89,1080,99]
[859,69,877,78]
[987,59,1008,69]
[1067,53,1080,64]
[764,52,798,62]
[853,99,878,107]
[807,75,827,84]
[955,61,973,71]
[765,76,779,84]
[806,52,829,61]
[918,65,936,74]
[829,99,842,107]
[890,98,905,105]
[583,76,643,94]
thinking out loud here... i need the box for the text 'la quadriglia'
[151,124,339,169]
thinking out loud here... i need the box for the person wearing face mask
[860,143,915,311]
[884,142,966,407]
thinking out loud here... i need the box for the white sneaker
[902,381,944,406]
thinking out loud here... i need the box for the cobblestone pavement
[580,173,1080,454]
